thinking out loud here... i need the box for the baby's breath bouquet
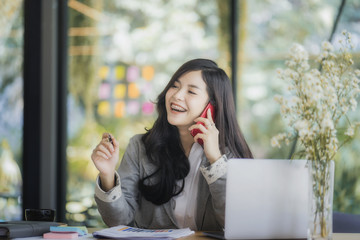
[271,31,360,240]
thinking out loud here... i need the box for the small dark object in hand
[108,135,114,146]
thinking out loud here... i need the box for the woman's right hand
[91,133,119,191]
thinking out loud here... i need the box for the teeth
[171,104,186,112]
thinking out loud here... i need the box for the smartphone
[190,102,216,145]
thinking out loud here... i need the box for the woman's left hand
[189,108,222,164]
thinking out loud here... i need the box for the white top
[173,143,203,230]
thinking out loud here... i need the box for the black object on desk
[202,231,225,239]
[0,221,62,238]
[333,212,360,233]
[25,209,56,222]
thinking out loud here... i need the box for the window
[239,0,360,213]
[66,0,229,226]
[0,1,24,221]
[64,0,360,226]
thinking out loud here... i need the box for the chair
[333,211,360,233]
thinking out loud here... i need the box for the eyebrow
[175,79,202,90]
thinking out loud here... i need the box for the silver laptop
[224,159,309,239]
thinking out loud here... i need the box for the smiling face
[165,70,210,130]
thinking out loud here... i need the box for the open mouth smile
[170,103,187,112]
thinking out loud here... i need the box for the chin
[167,119,179,127]
[166,118,183,128]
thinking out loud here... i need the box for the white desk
[87,228,360,239]
[181,232,360,240]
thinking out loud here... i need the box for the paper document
[92,225,194,239]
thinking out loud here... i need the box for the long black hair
[139,59,253,205]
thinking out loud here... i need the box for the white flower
[294,120,311,138]
[345,125,355,137]
[355,69,360,77]
[288,43,309,64]
[350,98,357,111]
[271,137,280,148]
[300,62,310,71]
[327,136,338,153]
[342,106,349,113]
[323,60,336,71]
[283,68,299,79]
[285,60,296,68]
[321,51,329,59]
[310,69,321,77]
[272,31,360,164]
[274,95,284,104]
[280,104,290,115]
[287,85,294,91]
[321,41,334,52]
[271,134,285,148]
[290,96,300,105]
[347,32,352,39]
[321,114,334,132]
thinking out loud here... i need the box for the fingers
[193,132,205,144]
[92,133,117,161]
[189,123,207,133]
[110,134,120,149]
[206,108,214,123]
[102,132,112,143]
[103,133,120,149]
[189,117,218,147]
[100,143,113,158]
[102,132,110,138]
[193,109,214,127]
[189,119,215,132]
[193,129,218,145]
[102,138,115,152]
[92,149,109,160]
[101,133,117,150]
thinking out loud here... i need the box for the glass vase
[307,160,335,240]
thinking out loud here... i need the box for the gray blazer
[95,134,230,230]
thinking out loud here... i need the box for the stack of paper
[50,226,88,236]
[93,225,194,239]
[43,226,88,239]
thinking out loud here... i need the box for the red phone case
[190,102,216,145]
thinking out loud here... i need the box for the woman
[91,58,253,231]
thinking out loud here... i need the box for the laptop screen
[224,159,309,239]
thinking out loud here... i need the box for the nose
[173,88,185,101]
